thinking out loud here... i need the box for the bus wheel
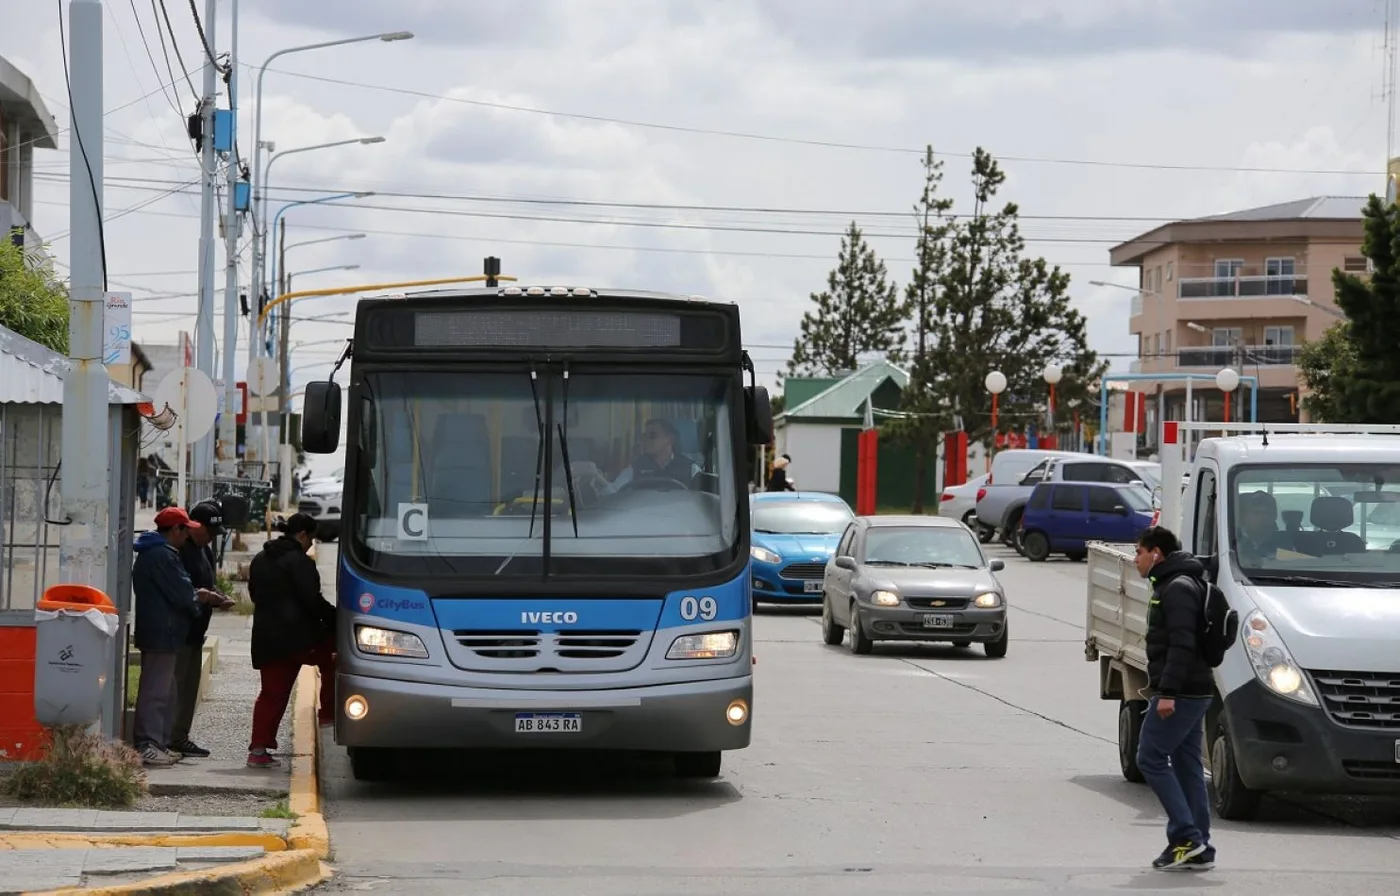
[675,750,721,778]
[348,746,397,782]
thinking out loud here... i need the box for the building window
[1165,261,1174,281]
[1212,327,1242,347]
[1213,259,1243,296]
[1343,256,1370,273]
[1264,257,1296,295]
[1263,326,1294,346]
[1164,329,1172,353]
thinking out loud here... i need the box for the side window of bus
[358,398,380,517]
[1192,468,1217,556]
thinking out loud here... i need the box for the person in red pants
[246,513,336,768]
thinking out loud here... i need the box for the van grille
[1309,669,1400,729]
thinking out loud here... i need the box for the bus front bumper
[332,672,754,752]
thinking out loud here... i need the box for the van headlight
[1241,610,1316,705]
[667,631,739,660]
[355,624,429,659]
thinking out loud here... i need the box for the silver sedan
[819,515,1009,658]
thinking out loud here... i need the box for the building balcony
[1178,275,1307,300]
[1177,345,1302,368]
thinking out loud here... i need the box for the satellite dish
[248,356,279,397]
[152,367,218,443]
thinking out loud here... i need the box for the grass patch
[260,798,297,819]
[125,664,139,709]
[1,725,147,808]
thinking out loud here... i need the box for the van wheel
[1209,718,1263,820]
[820,597,844,645]
[1022,531,1051,562]
[348,747,397,782]
[848,603,873,655]
[1118,699,1147,783]
[675,750,722,778]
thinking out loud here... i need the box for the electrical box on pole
[213,109,234,154]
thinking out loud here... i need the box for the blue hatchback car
[749,492,855,606]
[1018,481,1155,562]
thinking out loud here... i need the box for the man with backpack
[1133,526,1217,872]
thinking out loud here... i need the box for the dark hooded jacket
[132,531,203,651]
[1145,550,1215,699]
[178,540,217,645]
[248,535,335,669]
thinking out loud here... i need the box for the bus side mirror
[302,380,342,454]
[746,385,774,446]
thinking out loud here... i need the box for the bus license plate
[922,614,954,629]
[803,580,824,593]
[515,713,582,733]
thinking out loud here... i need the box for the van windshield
[1228,463,1400,584]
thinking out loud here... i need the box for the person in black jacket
[132,507,224,767]
[168,500,233,758]
[1133,526,1216,872]
[766,454,795,492]
[246,513,336,769]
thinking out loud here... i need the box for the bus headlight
[667,631,739,660]
[355,624,429,659]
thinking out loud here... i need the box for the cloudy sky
[1,0,1389,467]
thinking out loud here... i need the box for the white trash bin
[33,585,120,728]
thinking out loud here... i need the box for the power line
[181,0,223,72]
[121,0,183,116]
[258,62,1386,178]
[154,0,199,99]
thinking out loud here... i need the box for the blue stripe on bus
[340,559,751,629]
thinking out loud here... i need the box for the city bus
[299,285,773,781]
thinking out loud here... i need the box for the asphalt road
[311,543,1400,894]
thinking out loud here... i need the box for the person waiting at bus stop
[246,513,336,769]
[169,500,233,759]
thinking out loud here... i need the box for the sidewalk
[0,514,330,894]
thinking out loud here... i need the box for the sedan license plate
[922,614,955,629]
[803,580,824,593]
[514,713,581,733]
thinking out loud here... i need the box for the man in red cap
[131,507,225,767]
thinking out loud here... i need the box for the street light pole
[192,0,219,490]
[60,0,108,593]
[217,0,241,478]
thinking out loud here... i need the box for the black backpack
[1195,574,1239,668]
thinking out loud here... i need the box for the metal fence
[0,403,62,612]
[154,468,277,528]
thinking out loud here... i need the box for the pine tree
[786,222,905,377]
[1300,195,1400,421]
[883,147,954,512]
[906,148,1102,457]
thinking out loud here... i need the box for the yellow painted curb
[0,831,286,851]
[286,663,329,860]
[23,848,328,895]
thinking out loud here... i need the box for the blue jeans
[1136,695,1212,847]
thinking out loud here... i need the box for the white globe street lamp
[1215,368,1240,392]
[985,371,1007,395]
[1043,363,1063,385]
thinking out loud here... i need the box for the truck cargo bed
[1085,542,1150,677]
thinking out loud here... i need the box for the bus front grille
[447,628,652,672]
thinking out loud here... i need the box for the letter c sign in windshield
[397,502,429,541]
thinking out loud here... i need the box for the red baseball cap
[153,507,202,530]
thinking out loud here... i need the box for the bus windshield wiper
[495,366,546,575]
[556,362,579,538]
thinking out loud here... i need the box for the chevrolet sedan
[819,515,1009,658]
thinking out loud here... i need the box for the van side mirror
[835,555,857,571]
[745,385,774,446]
[301,380,342,454]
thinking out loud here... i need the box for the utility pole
[218,0,241,476]
[277,220,293,510]
[191,0,219,498]
[60,0,109,589]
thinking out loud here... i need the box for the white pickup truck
[1086,423,1400,820]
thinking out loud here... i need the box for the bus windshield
[349,370,741,580]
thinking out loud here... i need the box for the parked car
[1017,481,1156,562]
[749,491,855,607]
[976,454,1156,551]
[819,515,1009,658]
[937,472,990,534]
[297,478,342,542]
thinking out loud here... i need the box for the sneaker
[1152,841,1206,870]
[140,745,178,768]
[1182,849,1215,871]
[171,739,211,758]
[246,751,282,769]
